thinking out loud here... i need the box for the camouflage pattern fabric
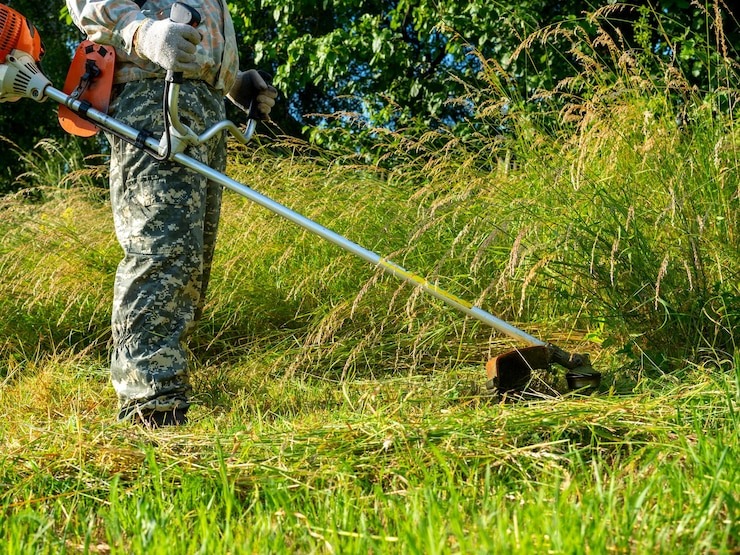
[107,79,226,420]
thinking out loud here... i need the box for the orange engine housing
[0,4,45,63]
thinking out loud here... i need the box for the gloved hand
[134,18,201,73]
[227,70,278,120]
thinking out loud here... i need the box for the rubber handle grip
[248,70,274,120]
[166,2,202,83]
[171,2,201,26]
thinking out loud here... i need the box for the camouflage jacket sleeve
[65,1,239,91]
[66,0,146,56]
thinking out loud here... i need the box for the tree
[230,0,739,148]
[231,0,586,139]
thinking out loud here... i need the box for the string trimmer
[0,3,602,395]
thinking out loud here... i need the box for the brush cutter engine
[0,5,49,103]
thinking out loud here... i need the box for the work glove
[134,18,201,73]
[227,70,278,120]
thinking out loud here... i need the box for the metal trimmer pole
[46,85,545,347]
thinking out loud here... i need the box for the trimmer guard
[486,344,601,395]
[58,40,115,137]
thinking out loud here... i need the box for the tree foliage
[230,0,590,139]
[230,0,739,146]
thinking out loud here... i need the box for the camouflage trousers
[106,79,227,420]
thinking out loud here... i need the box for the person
[66,0,277,427]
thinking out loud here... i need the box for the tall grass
[0,136,108,194]
[322,0,740,372]
[0,2,737,553]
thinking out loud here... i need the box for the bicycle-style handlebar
[161,2,256,158]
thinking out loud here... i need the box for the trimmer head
[486,344,601,395]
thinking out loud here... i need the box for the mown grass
[0,352,737,553]
[1,3,738,553]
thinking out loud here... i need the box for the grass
[1,4,738,553]
[0,354,737,553]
